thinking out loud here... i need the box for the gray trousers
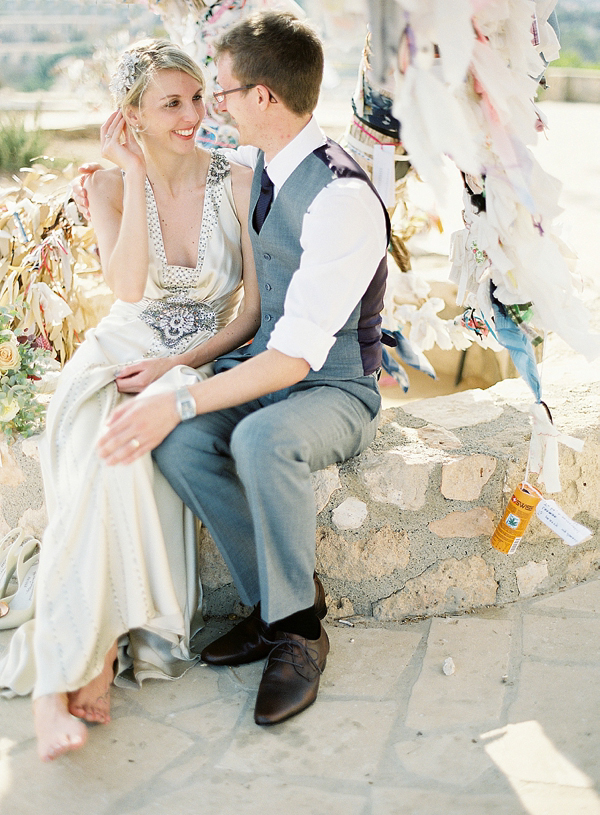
[153,384,379,622]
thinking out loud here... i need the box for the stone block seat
[201,344,599,619]
[1,328,598,624]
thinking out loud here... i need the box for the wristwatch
[175,386,196,421]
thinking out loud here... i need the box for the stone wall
[2,345,598,624]
[542,68,600,104]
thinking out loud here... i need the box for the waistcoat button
[265,283,272,291]
[264,314,272,321]
[263,253,271,260]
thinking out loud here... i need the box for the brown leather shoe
[201,605,275,666]
[201,573,327,666]
[254,623,329,725]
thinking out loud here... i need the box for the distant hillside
[0,0,158,91]
[0,0,598,93]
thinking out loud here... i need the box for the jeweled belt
[140,294,217,349]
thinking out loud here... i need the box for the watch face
[176,388,196,421]
[183,401,196,421]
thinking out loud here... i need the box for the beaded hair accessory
[109,50,143,104]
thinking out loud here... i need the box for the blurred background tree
[551,1,600,68]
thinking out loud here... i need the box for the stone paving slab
[507,662,600,786]
[129,773,369,815]
[393,731,495,788]
[502,783,600,815]
[217,700,398,780]
[320,626,424,698]
[522,615,600,662]
[532,579,600,614]
[371,788,523,815]
[405,616,514,730]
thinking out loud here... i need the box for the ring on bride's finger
[130,438,141,450]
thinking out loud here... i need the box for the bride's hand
[100,110,145,174]
[115,357,176,393]
[71,108,144,218]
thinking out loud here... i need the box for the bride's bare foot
[34,693,88,762]
[67,641,118,724]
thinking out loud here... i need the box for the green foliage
[552,50,600,70]
[20,54,65,93]
[0,306,49,442]
[0,115,47,174]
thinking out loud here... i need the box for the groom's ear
[255,84,274,110]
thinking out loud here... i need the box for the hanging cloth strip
[489,289,584,493]
[527,403,584,494]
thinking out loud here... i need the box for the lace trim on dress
[144,149,230,291]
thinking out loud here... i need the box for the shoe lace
[264,635,323,677]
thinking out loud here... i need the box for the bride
[0,39,259,761]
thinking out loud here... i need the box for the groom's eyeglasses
[213,85,278,104]
[213,84,257,104]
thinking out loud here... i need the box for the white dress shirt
[225,117,388,371]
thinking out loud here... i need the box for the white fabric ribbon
[29,282,72,325]
[528,402,584,494]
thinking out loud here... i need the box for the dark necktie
[252,168,274,234]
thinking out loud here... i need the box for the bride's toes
[41,727,87,762]
[87,698,111,724]
[67,644,116,724]
[34,694,88,762]
[68,693,110,724]
[68,701,95,723]
[69,701,110,724]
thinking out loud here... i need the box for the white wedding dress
[0,150,243,697]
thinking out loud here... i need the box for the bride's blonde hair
[109,39,205,111]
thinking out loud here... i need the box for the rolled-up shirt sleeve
[266,177,388,371]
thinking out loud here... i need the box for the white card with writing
[536,499,592,546]
[372,144,396,207]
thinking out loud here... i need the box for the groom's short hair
[215,11,323,116]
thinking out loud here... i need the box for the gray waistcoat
[215,139,389,414]
[248,140,389,380]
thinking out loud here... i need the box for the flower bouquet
[0,306,49,442]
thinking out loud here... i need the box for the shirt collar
[264,116,327,194]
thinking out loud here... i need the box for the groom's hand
[71,163,103,221]
[97,392,180,465]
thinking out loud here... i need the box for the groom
[98,10,390,724]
